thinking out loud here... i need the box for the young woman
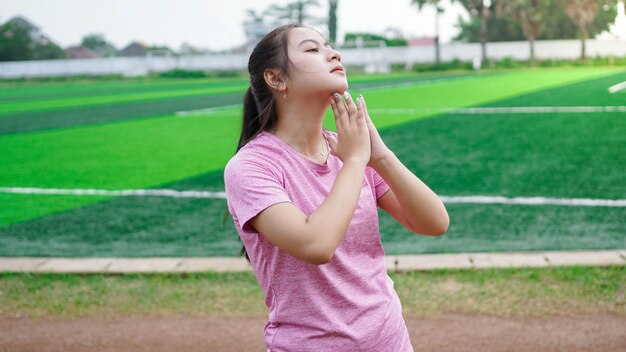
[223,23,449,351]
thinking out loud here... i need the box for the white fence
[1,39,626,79]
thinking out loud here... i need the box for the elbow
[302,243,335,266]
[415,214,449,237]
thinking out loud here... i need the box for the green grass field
[0,67,624,257]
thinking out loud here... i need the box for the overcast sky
[0,0,470,51]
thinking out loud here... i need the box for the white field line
[176,105,626,118]
[369,106,626,115]
[0,187,227,199]
[608,81,626,93]
[1,187,625,207]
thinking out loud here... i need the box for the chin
[333,81,349,93]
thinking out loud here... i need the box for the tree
[343,32,408,47]
[454,12,525,42]
[559,0,619,59]
[455,0,617,42]
[412,0,496,63]
[0,20,32,61]
[81,33,117,57]
[0,17,65,61]
[328,0,338,45]
[410,0,445,63]
[499,0,552,64]
[263,0,323,26]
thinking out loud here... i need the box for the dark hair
[222,23,309,262]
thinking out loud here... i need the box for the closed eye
[307,48,319,52]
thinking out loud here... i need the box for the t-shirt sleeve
[372,167,391,200]
[224,157,293,232]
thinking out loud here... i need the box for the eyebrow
[298,39,331,48]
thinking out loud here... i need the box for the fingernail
[333,92,340,100]
[343,91,350,100]
[356,97,361,106]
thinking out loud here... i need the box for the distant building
[64,46,100,59]
[118,41,147,57]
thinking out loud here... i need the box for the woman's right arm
[249,158,367,265]
[249,92,370,265]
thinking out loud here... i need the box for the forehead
[288,27,327,47]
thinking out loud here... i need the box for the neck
[271,92,329,156]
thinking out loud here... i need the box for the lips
[331,66,344,73]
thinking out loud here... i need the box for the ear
[263,68,287,93]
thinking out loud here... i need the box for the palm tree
[560,0,618,60]
[328,0,339,45]
[412,0,497,64]
[500,0,551,65]
[264,0,323,26]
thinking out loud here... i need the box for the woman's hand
[327,91,371,166]
[358,94,394,170]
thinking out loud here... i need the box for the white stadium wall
[1,39,626,79]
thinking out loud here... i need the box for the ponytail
[222,23,305,263]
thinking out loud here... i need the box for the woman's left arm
[357,94,449,236]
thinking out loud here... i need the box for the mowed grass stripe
[0,113,240,190]
[0,93,245,135]
[0,84,250,116]
[0,78,248,103]
[479,71,626,107]
[0,76,249,100]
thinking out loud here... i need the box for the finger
[342,91,357,118]
[360,94,374,126]
[329,94,343,131]
[333,92,350,127]
[357,96,369,132]
[356,95,366,121]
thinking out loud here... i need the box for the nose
[329,48,341,62]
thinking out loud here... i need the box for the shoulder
[224,141,285,186]
[225,133,283,172]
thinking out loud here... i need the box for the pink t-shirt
[223,129,413,352]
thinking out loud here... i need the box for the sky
[0,0,470,51]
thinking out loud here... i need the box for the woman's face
[284,27,348,99]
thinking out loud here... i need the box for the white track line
[1,187,624,207]
[0,187,226,199]
[177,104,626,118]
[608,81,626,93]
